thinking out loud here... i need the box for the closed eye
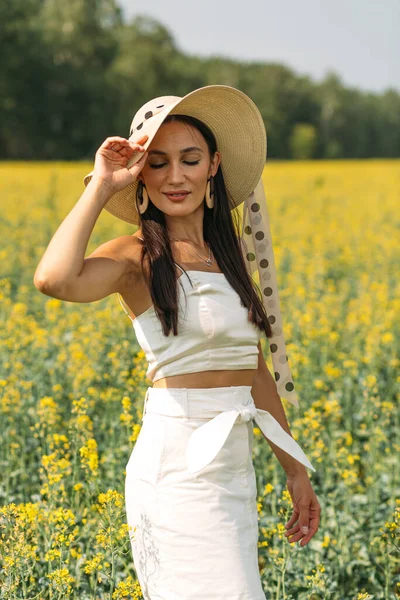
[149,160,200,169]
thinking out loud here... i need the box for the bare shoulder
[86,231,145,288]
[123,231,145,265]
[116,231,146,290]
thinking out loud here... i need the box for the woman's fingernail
[301,526,309,534]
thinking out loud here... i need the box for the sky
[118,0,399,94]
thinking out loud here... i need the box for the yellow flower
[313,379,325,389]
[322,534,330,548]
[264,483,274,495]
[97,489,124,509]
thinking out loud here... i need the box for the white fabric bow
[186,399,316,474]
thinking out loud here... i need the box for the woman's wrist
[88,175,116,203]
[285,463,309,480]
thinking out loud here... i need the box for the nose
[166,160,185,185]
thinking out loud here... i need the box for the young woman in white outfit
[34,85,321,599]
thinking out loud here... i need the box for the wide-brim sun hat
[83,84,267,225]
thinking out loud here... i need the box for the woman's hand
[91,134,149,194]
[284,470,321,547]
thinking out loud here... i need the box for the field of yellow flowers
[0,159,399,599]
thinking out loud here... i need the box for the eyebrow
[148,146,204,156]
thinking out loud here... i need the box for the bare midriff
[152,369,257,389]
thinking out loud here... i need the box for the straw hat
[83,85,267,225]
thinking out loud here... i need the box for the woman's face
[138,120,220,217]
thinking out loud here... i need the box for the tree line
[1,0,399,161]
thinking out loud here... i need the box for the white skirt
[124,385,315,600]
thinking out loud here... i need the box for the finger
[300,528,315,546]
[285,508,299,530]
[128,141,146,152]
[101,137,130,147]
[110,141,146,156]
[300,514,320,546]
[129,133,149,144]
[298,503,310,538]
[289,515,313,545]
[284,524,300,537]
[300,538,310,547]
[112,143,146,158]
[117,147,130,156]
[299,530,313,546]
[287,529,305,544]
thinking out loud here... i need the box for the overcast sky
[118,0,399,93]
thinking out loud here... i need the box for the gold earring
[136,181,149,214]
[205,176,215,209]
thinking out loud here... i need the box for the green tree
[0,0,47,158]
[238,63,318,159]
[289,123,317,159]
[38,0,123,159]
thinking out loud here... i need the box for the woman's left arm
[251,342,321,547]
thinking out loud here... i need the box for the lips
[164,191,190,201]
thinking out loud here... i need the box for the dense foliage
[1,0,400,161]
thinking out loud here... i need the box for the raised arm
[33,134,148,301]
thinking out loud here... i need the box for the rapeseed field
[0,160,399,599]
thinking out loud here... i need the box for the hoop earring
[205,176,215,209]
[136,181,149,214]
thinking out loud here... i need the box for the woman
[34,85,321,599]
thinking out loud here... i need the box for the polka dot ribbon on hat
[240,177,299,408]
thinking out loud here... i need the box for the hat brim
[83,85,267,225]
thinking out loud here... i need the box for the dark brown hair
[137,114,273,339]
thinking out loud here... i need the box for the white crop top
[117,246,261,382]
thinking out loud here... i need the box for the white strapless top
[117,259,261,383]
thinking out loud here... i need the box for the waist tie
[143,387,316,475]
[186,401,316,474]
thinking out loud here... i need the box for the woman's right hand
[91,134,149,194]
